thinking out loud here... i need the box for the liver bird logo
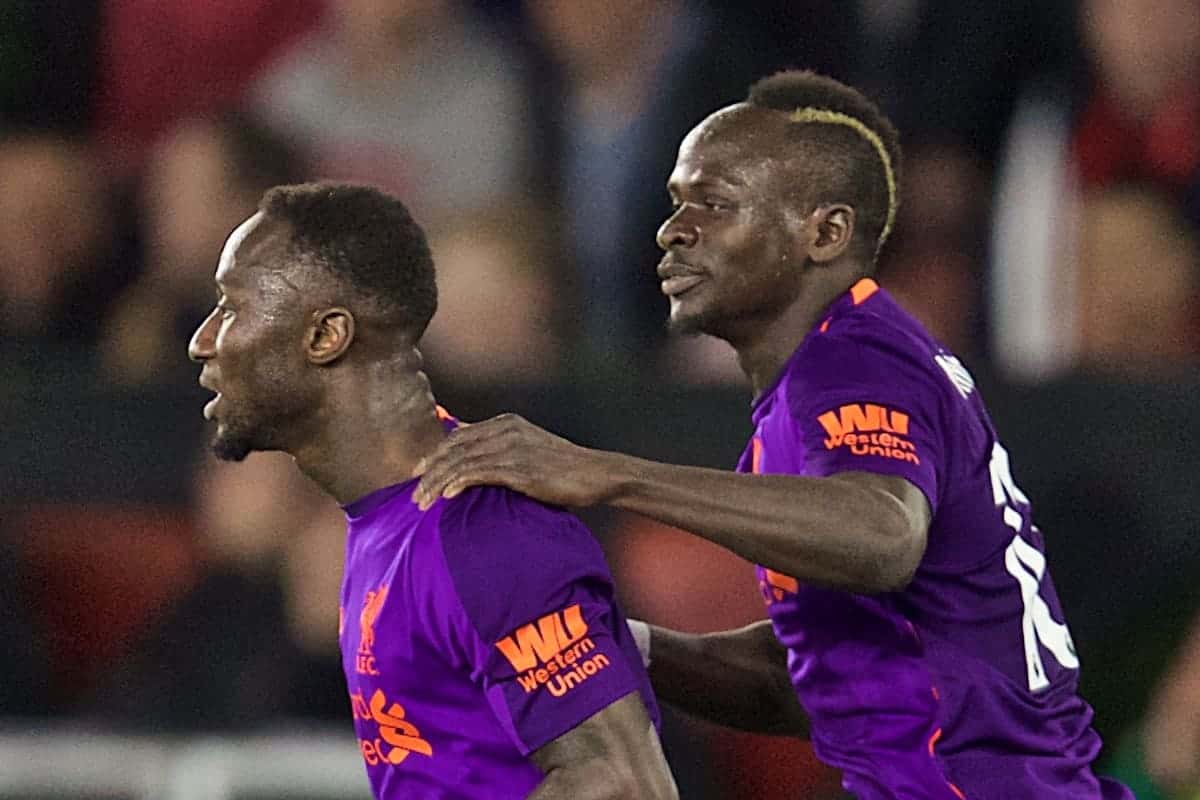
[359,585,389,655]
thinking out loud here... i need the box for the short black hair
[259,182,437,340]
[747,70,902,262]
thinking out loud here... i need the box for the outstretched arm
[529,692,678,800]
[641,619,806,736]
[413,415,929,593]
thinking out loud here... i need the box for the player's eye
[704,198,731,212]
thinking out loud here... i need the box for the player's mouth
[661,274,705,297]
[203,392,222,421]
[198,374,223,420]
[658,259,707,297]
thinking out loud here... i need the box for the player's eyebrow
[669,174,745,195]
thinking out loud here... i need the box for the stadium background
[1,0,1198,797]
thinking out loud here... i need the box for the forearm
[599,452,921,592]
[648,621,806,736]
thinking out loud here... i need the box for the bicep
[529,692,676,800]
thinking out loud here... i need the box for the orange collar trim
[850,277,879,306]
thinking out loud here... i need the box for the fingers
[411,414,548,510]
[415,462,522,511]
[413,427,522,510]
[413,415,524,473]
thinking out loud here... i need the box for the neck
[289,350,446,506]
[734,271,862,399]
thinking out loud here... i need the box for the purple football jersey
[738,279,1132,800]
[339,474,659,799]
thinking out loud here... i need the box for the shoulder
[432,487,613,639]
[435,486,605,570]
[791,306,947,403]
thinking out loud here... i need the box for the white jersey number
[990,442,1079,691]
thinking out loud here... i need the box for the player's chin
[666,300,715,337]
[210,427,255,462]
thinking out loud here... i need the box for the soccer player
[413,71,1135,800]
[187,183,677,800]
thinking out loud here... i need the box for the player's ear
[807,204,855,264]
[308,307,355,365]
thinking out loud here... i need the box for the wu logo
[815,403,919,465]
[495,605,612,697]
[496,604,589,672]
[357,585,389,676]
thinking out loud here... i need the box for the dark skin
[412,104,930,736]
[413,104,930,594]
[648,620,807,736]
[188,212,677,800]
[530,693,677,800]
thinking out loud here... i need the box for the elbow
[862,484,928,593]
[871,557,918,593]
[860,524,924,594]
[833,476,929,594]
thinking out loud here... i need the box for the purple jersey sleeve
[786,330,945,512]
[434,487,648,755]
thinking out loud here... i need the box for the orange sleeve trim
[819,318,831,333]
[435,405,454,421]
[927,727,943,757]
[948,782,966,799]
[850,277,879,305]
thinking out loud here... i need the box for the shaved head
[217,211,265,273]
[675,103,853,242]
[676,105,805,197]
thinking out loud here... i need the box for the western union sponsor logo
[514,639,611,696]
[497,604,613,697]
[816,403,920,465]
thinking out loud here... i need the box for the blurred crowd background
[1,0,1198,798]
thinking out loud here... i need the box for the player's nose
[188,309,218,362]
[656,211,698,252]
